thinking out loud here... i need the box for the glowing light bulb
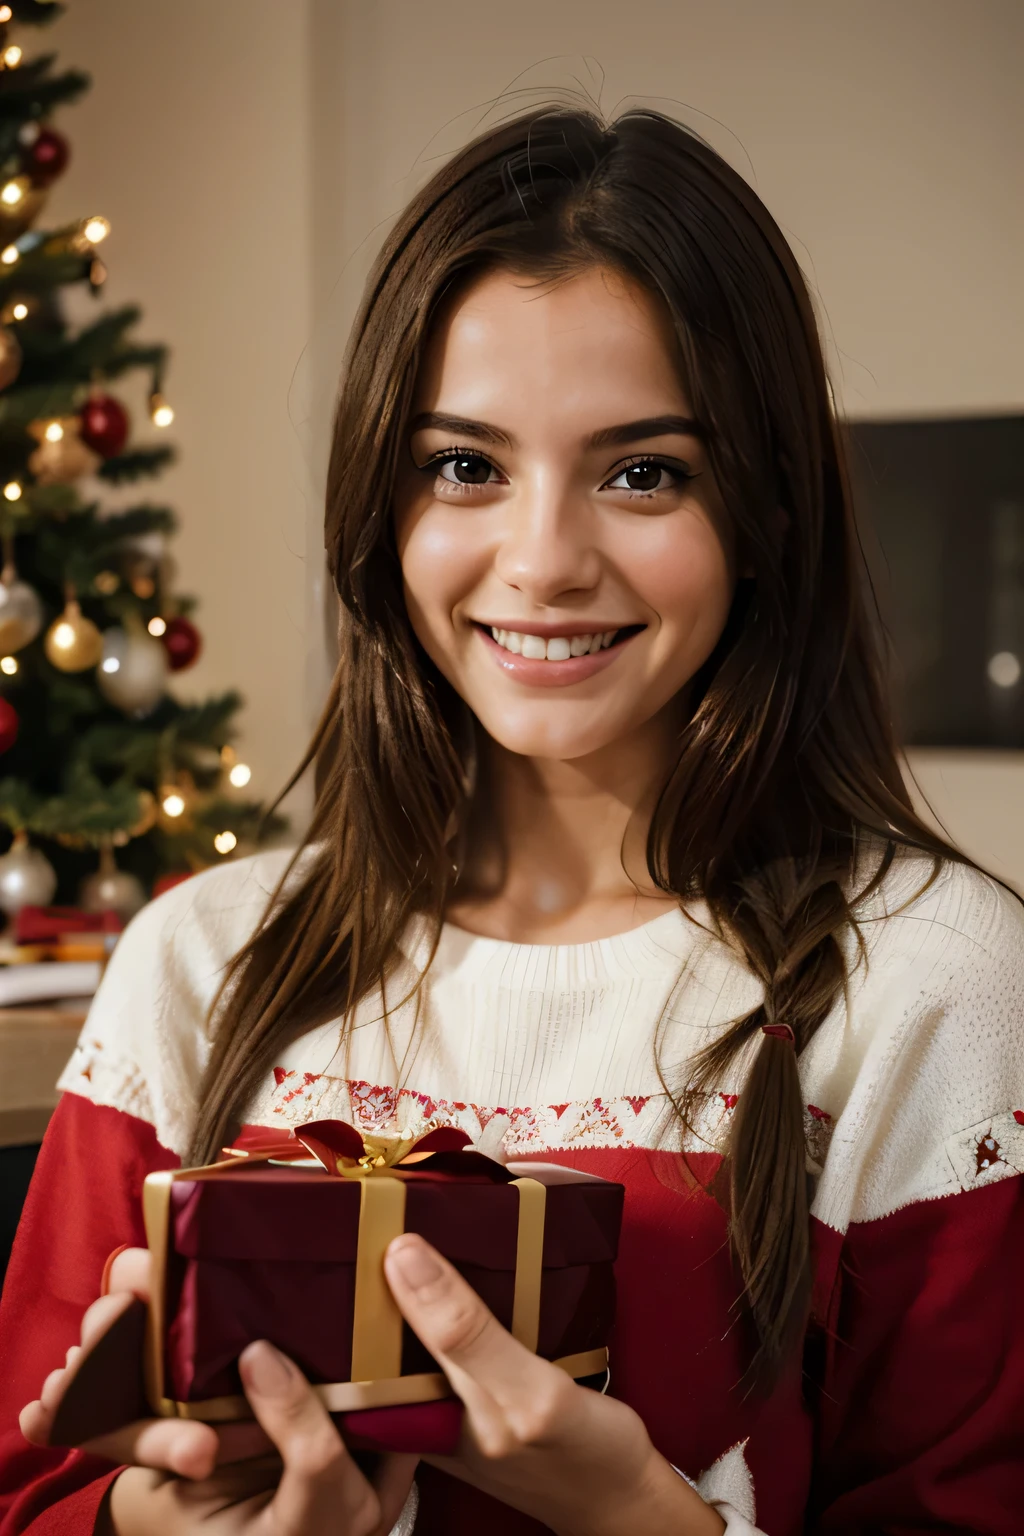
[2,44,22,68]
[0,656,18,675]
[43,420,63,442]
[228,763,252,788]
[82,216,110,245]
[100,656,120,674]
[52,622,75,650]
[147,616,167,637]
[213,831,237,855]
[0,179,24,207]
[11,302,27,320]
[987,651,1021,689]
[1,245,19,265]
[162,792,186,818]
[150,393,174,428]
[0,7,13,23]
[3,480,21,501]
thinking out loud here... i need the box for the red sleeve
[811,1175,1024,1534]
[0,1093,179,1534]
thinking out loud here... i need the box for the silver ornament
[0,835,57,917]
[96,626,168,716]
[0,573,43,653]
[80,863,146,922]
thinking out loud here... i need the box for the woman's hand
[20,1248,416,1535]
[383,1233,725,1536]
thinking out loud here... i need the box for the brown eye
[438,454,496,485]
[622,461,666,492]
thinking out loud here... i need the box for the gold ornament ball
[0,324,22,390]
[44,600,103,672]
[27,415,101,486]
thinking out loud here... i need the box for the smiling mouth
[478,624,646,660]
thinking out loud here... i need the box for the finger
[106,1246,151,1299]
[238,1341,377,1532]
[82,1417,223,1479]
[385,1234,555,1408]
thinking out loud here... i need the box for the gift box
[140,1119,624,1454]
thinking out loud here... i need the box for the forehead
[414,266,691,424]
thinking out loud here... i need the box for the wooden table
[0,1007,86,1148]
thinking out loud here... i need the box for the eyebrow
[409,411,706,450]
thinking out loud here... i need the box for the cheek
[397,507,485,644]
[626,518,733,651]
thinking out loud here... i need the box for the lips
[488,626,620,660]
[474,622,644,686]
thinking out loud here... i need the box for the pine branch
[21,482,83,516]
[63,305,140,372]
[8,4,68,31]
[102,344,168,378]
[0,245,92,299]
[0,62,90,118]
[29,767,143,844]
[0,777,43,833]
[166,691,244,747]
[0,379,83,427]
[97,446,176,483]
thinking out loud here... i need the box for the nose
[492,471,602,605]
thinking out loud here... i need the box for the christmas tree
[0,0,285,928]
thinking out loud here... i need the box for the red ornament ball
[161,615,202,671]
[80,393,130,459]
[24,127,71,186]
[0,697,18,754]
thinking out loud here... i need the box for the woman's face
[393,266,735,764]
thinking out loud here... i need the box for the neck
[448,707,683,943]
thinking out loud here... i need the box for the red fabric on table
[164,1161,622,1402]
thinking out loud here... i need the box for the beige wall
[44,0,315,826]
[41,1,1024,876]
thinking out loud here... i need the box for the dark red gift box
[139,1120,624,1454]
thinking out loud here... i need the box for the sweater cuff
[15,1467,120,1534]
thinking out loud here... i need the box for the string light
[1,245,19,265]
[213,831,237,855]
[147,615,167,636]
[161,792,186,818]
[43,420,63,442]
[100,655,120,674]
[2,44,21,68]
[149,392,174,428]
[82,215,110,244]
[228,762,252,788]
[0,8,13,23]
[0,656,17,675]
[0,177,26,208]
[2,480,21,501]
[10,302,27,320]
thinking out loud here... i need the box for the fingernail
[388,1235,443,1290]
[240,1339,296,1397]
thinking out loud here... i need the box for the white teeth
[486,627,623,659]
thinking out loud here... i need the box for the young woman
[1,106,1022,1536]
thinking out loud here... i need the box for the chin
[478,712,632,763]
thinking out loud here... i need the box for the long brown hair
[191,107,967,1381]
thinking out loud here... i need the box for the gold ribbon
[142,1135,554,1418]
